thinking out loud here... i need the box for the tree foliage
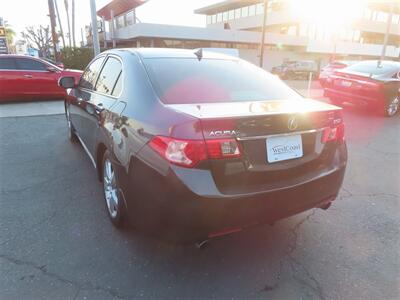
[21,26,52,58]
[61,47,94,70]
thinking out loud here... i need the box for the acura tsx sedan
[59,48,347,243]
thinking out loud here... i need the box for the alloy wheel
[103,159,119,218]
[386,96,399,117]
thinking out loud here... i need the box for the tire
[102,150,125,228]
[66,106,78,142]
[383,95,399,117]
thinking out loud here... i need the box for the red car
[319,60,357,87]
[0,55,82,102]
[324,60,400,117]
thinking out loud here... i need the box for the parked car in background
[324,60,400,117]
[272,60,318,80]
[319,61,357,87]
[0,54,82,102]
[59,48,347,243]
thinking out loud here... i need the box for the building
[93,0,400,70]
[0,17,9,54]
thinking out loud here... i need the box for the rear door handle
[23,75,33,78]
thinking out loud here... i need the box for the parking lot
[0,85,399,299]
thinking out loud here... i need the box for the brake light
[149,136,242,168]
[322,113,345,144]
[205,139,241,159]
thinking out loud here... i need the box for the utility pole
[48,0,60,62]
[90,0,100,56]
[379,2,394,64]
[259,0,269,68]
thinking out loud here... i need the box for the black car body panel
[63,48,347,242]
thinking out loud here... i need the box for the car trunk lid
[168,99,343,194]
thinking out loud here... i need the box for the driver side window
[79,57,105,90]
[15,58,47,71]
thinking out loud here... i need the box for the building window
[241,6,249,18]
[249,5,256,16]
[228,10,235,20]
[212,14,217,23]
[223,11,228,21]
[256,3,264,15]
[377,12,388,22]
[207,15,212,24]
[308,24,316,39]
[392,14,400,24]
[217,13,223,22]
[126,10,134,26]
[116,15,125,28]
[234,8,241,19]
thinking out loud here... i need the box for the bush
[61,47,94,70]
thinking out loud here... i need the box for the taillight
[149,136,242,168]
[322,112,345,143]
[205,139,241,159]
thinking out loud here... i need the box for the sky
[0,0,218,45]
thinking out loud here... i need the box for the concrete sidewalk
[0,100,64,118]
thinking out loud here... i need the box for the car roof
[110,48,239,60]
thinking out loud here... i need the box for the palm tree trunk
[64,0,72,47]
[54,0,66,48]
[71,0,76,47]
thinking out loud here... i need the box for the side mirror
[58,76,76,89]
[47,66,58,73]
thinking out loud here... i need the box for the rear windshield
[144,58,301,104]
[344,61,399,76]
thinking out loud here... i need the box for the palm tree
[54,0,66,48]
[71,0,76,47]
[5,24,15,46]
[64,0,72,47]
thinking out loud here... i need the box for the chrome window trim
[95,54,124,98]
[236,128,325,141]
[78,54,123,100]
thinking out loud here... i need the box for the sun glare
[290,0,365,30]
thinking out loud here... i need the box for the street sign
[0,37,8,54]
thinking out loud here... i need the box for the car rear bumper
[127,144,347,242]
[166,166,345,242]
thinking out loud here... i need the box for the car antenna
[194,48,203,61]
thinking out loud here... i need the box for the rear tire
[383,95,399,117]
[102,150,125,228]
[66,106,78,142]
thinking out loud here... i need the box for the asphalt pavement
[0,96,399,299]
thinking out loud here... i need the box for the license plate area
[266,134,303,163]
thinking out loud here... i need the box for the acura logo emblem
[287,117,298,131]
